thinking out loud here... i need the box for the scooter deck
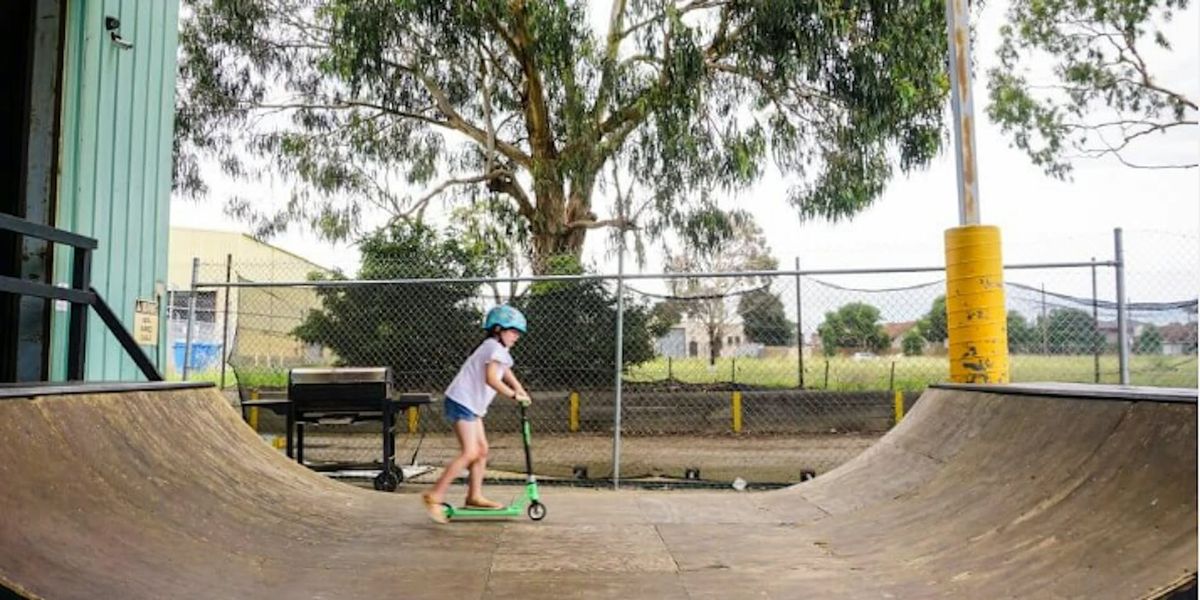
[444,505,523,519]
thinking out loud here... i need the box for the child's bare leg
[426,420,480,503]
[465,422,502,508]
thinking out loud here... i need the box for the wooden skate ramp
[0,382,1194,599]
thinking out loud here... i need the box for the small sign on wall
[134,299,159,346]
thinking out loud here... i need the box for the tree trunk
[528,178,592,275]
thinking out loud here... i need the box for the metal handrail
[0,213,160,381]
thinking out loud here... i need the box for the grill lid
[288,367,392,386]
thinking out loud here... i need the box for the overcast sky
[171,0,1199,305]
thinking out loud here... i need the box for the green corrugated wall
[50,0,180,381]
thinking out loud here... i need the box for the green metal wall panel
[50,0,180,381]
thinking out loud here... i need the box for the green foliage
[178,0,951,267]
[292,222,491,390]
[817,303,889,356]
[737,289,796,346]
[987,0,1197,177]
[647,300,684,339]
[511,255,653,388]
[1135,324,1164,354]
[1007,311,1039,354]
[1039,308,1105,355]
[901,329,925,356]
[917,295,947,344]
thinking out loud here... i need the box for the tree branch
[508,1,559,160]
[486,170,535,218]
[384,61,532,167]
[566,216,635,231]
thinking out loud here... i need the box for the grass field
[177,353,1197,391]
[623,354,1198,390]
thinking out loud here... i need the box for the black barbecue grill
[284,367,431,491]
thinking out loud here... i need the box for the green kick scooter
[441,401,546,521]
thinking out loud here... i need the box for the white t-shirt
[444,338,514,417]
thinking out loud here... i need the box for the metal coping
[0,381,214,400]
[932,382,1198,404]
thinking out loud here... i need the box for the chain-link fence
[172,229,1198,487]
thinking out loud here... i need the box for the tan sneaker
[422,493,448,524]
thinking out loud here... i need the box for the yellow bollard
[893,390,905,424]
[569,392,580,433]
[248,389,260,431]
[407,406,419,434]
[945,225,1009,383]
[731,391,743,434]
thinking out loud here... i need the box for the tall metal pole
[219,253,233,389]
[611,232,625,490]
[1041,284,1048,355]
[1091,258,1100,383]
[182,257,200,381]
[794,257,805,389]
[945,0,981,225]
[1114,228,1130,384]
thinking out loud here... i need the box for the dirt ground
[273,431,881,484]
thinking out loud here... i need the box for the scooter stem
[520,404,534,479]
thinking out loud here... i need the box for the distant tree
[987,0,1198,176]
[177,0,954,272]
[738,288,795,346]
[917,295,947,344]
[1135,324,1164,354]
[818,303,889,356]
[901,329,925,357]
[1041,308,1105,354]
[293,222,490,390]
[666,215,776,365]
[511,256,653,388]
[646,300,684,340]
[1007,311,1038,354]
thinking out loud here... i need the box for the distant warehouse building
[167,228,333,376]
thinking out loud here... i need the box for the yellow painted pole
[248,389,260,431]
[569,392,580,433]
[893,390,905,424]
[407,406,419,434]
[945,225,1009,383]
[731,391,743,434]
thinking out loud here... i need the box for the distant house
[655,319,758,359]
[1159,322,1198,356]
[1097,319,1147,349]
[882,321,919,353]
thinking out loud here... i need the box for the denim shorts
[443,398,478,423]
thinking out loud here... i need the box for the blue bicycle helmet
[483,304,527,333]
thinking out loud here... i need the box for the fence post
[407,406,419,434]
[1114,228,1130,384]
[220,253,232,389]
[612,231,626,490]
[569,391,580,433]
[182,257,200,381]
[1091,258,1100,383]
[893,390,905,424]
[731,391,743,434]
[795,257,805,389]
[248,389,260,431]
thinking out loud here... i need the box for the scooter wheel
[527,501,546,521]
[373,470,399,492]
